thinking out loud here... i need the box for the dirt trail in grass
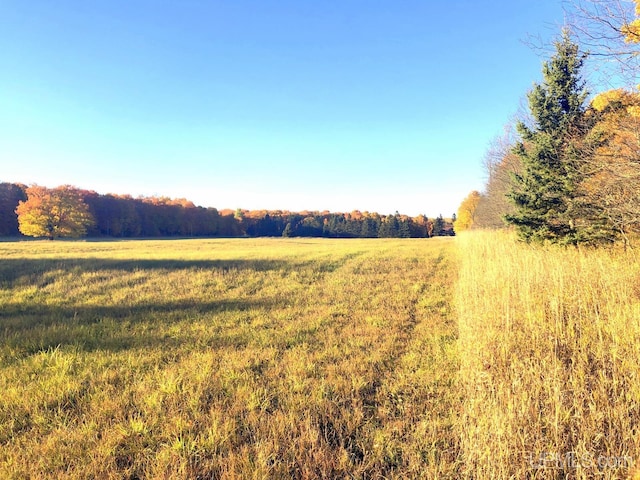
[286,241,461,477]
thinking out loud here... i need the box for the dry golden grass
[0,237,460,479]
[5,233,637,478]
[456,231,640,479]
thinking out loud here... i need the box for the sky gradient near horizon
[1,1,568,217]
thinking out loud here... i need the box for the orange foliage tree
[16,185,94,239]
[579,88,640,242]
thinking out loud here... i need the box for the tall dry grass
[456,231,640,479]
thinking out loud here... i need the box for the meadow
[2,234,640,479]
[0,237,460,479]
[456,232,640,480]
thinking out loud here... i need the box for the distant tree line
[0,182,454,239]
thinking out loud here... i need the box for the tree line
[455,0,640,247]
[0,183,453,239]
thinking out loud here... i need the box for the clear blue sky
[0,1,566,217]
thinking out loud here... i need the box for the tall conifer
[506,32,589,244]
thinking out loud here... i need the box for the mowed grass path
[0,238,460,479]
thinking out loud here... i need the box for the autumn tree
[16,185,95,239]
[578,88,640,244]
[411,214,430,237]
[505,32,594,244]
[454,190,482,231]
[474,127,522,229]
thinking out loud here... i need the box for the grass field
[3,234,640,479]
[456,232,640,480]
[0,237,460,479]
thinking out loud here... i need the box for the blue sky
[1,1,567,217]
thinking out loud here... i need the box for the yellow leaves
[591,89,626,111]
[627,105,640,118]
[590,88,640,114]
[621,18,640,43]
[621,1,640,43]
[455,190,482,232]
[16,185,94,239]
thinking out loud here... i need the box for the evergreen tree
[432,214,445,236]
[360,217,373,238]
[389,214,400,237]
[505,32,592,244]
[282,222,293,237]
[398,215,412,238]
[378,215,399,238]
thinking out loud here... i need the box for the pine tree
[378,215,399,238]
[398,216,412,238]
[432,214,445,236]
[282,222,293,237]
[505,32,590,244]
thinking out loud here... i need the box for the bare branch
[564,0,640,86]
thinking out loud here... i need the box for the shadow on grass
[1,297,274,357]
[0,258,297,285]
[0,254,361,357]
